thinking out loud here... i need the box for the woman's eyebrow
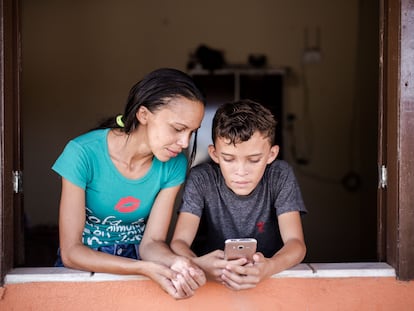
[173,122,188,128]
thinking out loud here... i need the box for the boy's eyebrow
[220,152,263,157]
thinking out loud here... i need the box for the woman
[52,68,206,299]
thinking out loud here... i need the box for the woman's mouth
[167,148,180,157]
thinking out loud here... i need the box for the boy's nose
[235,163,249,175]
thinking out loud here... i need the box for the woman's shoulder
[58,129,108,160]
[72,128,108,145]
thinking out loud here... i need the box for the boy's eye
[249,158,261,163]
[222,157,234,162]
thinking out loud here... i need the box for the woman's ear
[208,144,219,164]
[136,106,150,124]
[267,145,280,164]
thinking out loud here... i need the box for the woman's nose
[177,133,190,148]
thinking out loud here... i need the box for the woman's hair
[95,68,206,164]
[212,99,277,145]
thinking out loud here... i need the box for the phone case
[224,238,257,261]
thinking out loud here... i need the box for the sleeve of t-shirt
[273,162,307,216]
[161,152,188,189]
[178,166,205,218]
[51,140,90,190]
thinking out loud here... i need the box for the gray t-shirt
[180,159,307,258]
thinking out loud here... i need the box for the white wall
[21,0,378,262]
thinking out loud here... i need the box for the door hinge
[379,165,387,189]
[13,170,23,193]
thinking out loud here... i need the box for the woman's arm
[139,185,183,264]
[59,178,145,273]
[58,178,186,298]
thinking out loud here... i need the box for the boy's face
[208,131,279,196]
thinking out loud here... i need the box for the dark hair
[211,99,277,145]
[95,68,206,164]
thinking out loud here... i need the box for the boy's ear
[267,145,280,164]
[208,144,220,164]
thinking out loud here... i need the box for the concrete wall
[1,277,413,311]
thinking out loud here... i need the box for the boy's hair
[212,99,277,145]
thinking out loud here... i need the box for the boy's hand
[193,250,236,283]
[221,252,270,290]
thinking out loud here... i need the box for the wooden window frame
[1,0,413,285]
[1,0,23,285]
[378,0,414,280]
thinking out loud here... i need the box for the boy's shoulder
[266,159,292,173]
[262,159,297,184]
[189,161,219,176]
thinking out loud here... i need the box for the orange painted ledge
[1,263,413,311]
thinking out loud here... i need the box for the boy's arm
[139,186,206,297]
[264,210,306,275]
[170,212,200,258]
[222,211,306,290]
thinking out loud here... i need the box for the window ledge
[273,262,396,278]
[5,262,395,284]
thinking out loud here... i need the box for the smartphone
[224,238,257,262]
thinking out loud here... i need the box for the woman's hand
[169,256,206,297]
[140,260,202,300]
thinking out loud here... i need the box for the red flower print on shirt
[115,196,140,213]
[256,221,265,233]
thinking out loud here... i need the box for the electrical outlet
[302,48,322,64]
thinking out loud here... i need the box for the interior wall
[21,0,378,262]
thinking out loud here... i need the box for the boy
[171,99,307,290]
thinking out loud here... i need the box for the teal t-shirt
[52,128,187,248]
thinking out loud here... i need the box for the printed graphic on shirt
[83,203,145,247]
[115,196,141,213]
[256,221,265,233]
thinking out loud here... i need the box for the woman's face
[140,96,205,162]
